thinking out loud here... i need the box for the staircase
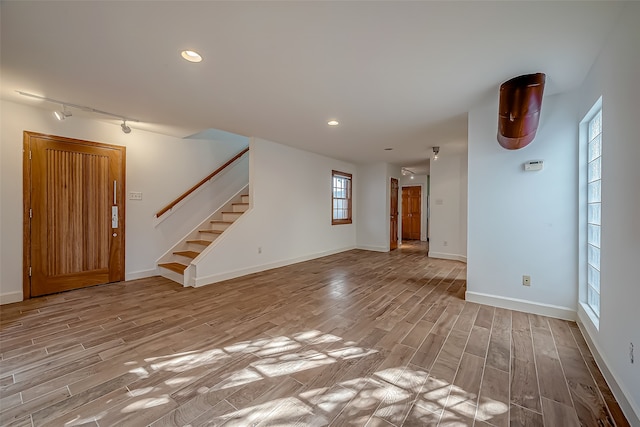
[158,192,249,285]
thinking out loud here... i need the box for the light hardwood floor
[0,242,629,426]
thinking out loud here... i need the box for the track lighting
[17,91,139,133]
[53,105,72,121]
[433,146,440,160]
[402,167,416,177]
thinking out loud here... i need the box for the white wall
[467,5,640,421]
[0,100,248,304]
[356,163,390,252]
[575,2,640,421]
[429,146,468,262]
[467,92,578,318]
[401,173,428,242]
[192,137,357,285]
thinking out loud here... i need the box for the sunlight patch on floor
[88,329,508,426]
[217,397,312,426]
[148,349,229,372]
[121,395,172,413]
[252,350,336,378]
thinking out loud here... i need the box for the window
[586,107,602,317]
[332,170,352,225]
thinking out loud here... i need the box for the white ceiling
[0,1,624,172]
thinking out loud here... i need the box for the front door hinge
[29,266,32,277]
[29,209,32,219]
[29,150,32,160]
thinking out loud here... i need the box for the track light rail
[16,91,140,123]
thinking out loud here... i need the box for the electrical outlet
[443,241,448,247]
[128,192,142,200]
[258,246,262,254]
[631,342,635,364]
[522,275,531,286]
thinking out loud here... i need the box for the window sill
[580,301,600,331]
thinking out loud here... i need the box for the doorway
[23,132,126,298]
[402,185,421,240]
[390,177,399,250]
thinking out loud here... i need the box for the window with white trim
[332,170,352,225]
[586,107,602,317]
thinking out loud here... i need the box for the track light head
[402,167,416,177]
[54,105,72,121]
[121,121,131,134]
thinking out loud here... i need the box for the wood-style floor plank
[0,242,629,426]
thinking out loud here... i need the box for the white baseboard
[0,291,23,305]
[465,291,576,321]
[356,245,388,252]
[429,251,467,263]
[125,269,157,281]
[577,304,640,426]
[194,246,356,287]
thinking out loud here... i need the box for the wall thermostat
[524,160,544,171]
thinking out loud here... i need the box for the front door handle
[112,206,118,228]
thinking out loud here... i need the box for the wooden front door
[402,186,421,240]
[390,178,399,250]
[24,132,126,298]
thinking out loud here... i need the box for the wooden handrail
[155,147,249,218]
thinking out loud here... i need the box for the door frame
[23,131,126,299]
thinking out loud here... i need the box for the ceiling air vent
[497,73,546,150]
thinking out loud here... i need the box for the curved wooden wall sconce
[497,73,546,150]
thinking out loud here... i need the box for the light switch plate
[129,192,143,200]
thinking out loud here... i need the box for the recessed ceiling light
[181,50,202,63]
[327,120,339,126]
[384,148,393,151]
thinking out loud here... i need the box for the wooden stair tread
[186,239,211,246]
[211,220,234,224]
[199,229,223,234]
[221,211,242,214]
[232,203,249,205]
[158,262,187,274]
[173,250,200,259]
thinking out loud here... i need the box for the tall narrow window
[332,170,352,225]
[586,108,602,317]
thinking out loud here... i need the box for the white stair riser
[241,195,250,203]
[174,253,199,262]
[222,212,243,221]
[187,241,212,251]
[158,266,186,286]
[232,204,249,213]
[211,222,232,231]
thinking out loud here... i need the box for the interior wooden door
[402,186,421,240]
[390,178,399,250]
[24,132,125,298]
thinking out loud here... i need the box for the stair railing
[155,147,249,218]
